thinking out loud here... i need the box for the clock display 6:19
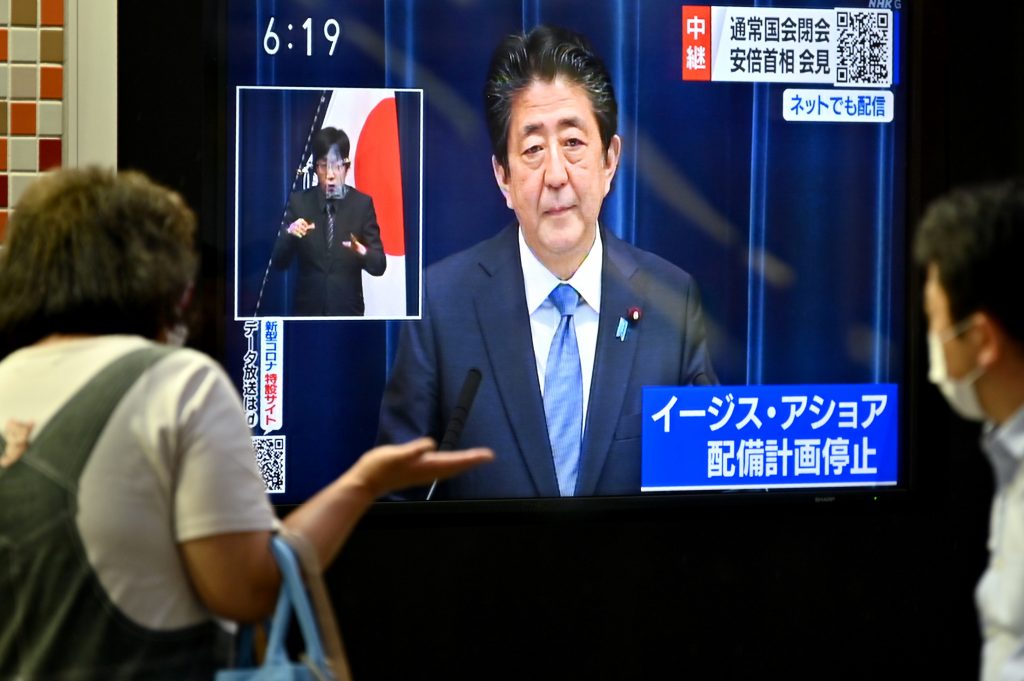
[263,17,341,56]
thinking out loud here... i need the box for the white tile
[0,0,10,26]
[9,173,39,207]
[10,64,36,98]
[38,100,61,135]
[0,65,8,99]
[9,28,39,63]
[10,137,37,171]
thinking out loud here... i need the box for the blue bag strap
[262,536,330,674]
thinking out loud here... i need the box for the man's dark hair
[484,24,617,172]
[914,178,1024,344]
[0,167,197,357]
[312,126,351,164]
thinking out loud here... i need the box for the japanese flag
[321,88,407,317]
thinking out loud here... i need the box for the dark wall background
[118,2,1024,678]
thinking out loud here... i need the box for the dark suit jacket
[378,224,716,499]
[271,186,386,316]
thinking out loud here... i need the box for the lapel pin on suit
[615,306,643,342]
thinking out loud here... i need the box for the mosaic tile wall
[0,0,64,240]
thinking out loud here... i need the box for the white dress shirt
[977,404,1024,681]
[518,227,602,433]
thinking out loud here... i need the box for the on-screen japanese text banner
[242,318,288,493]
[682,6,893,87]
[642,384,898,492]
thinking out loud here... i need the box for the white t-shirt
[0,335,277,629]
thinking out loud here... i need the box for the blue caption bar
[642,384,898,492]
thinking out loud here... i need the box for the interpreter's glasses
[316,160,349,173]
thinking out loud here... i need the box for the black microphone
[426,368,483,500]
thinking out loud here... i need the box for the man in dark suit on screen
[377,25,716,499]
[271,127,386,316]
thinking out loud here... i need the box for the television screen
[226,0,907,503]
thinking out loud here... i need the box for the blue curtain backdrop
[227,0,906,502]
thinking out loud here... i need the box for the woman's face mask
[164,323,189,348]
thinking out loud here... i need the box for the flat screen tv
[225,0,909,506]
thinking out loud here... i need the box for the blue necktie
[544,283,583,497]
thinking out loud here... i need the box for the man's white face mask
[927,318,986,422]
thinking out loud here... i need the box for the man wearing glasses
[271,126,386,316]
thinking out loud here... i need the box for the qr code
[252,435,286,493]
[835,10,891,86]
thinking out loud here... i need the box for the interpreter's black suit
[271,186,386,316]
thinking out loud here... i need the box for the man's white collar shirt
[518,226,602,433]
[977,404,1024,681]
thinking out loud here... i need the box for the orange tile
[40,66,62,99]
[41,0,64,26]
[0,211,8,241]
[0,30,8,62]
[10,103,36,135]
[0,139,6,171]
